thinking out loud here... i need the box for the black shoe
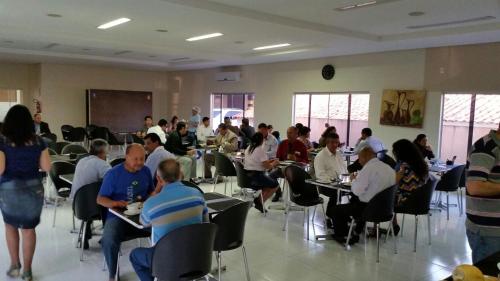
[326,219,334,229]
[253,198,265,213]
[331,235,346,245]
[83,239,89,250]
[271,188,282,202]
[348,235,360,244]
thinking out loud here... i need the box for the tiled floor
[0,178,469,281]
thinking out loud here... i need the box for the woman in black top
[413,134,435,160]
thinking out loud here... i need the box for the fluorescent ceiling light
[253,43,291,51]
[336,0,380,11]
[356,1,377,7]
[97,18,131,30]
[186,33,223,41]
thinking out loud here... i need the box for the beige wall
[0,62,40,112]
[40,63,168,139]
[169,49,444,151]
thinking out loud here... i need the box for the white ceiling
[0,0,499,70]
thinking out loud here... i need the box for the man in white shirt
[353,128,385,154]
[314,133,347,217]
[196,117,214,143]
[258,123,278,158]
[144,133,176,178]
[329,147,395,244]
[147,119,168,144]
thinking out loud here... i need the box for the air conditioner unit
[215,72,240,82]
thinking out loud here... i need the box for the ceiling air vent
[407,16,496,29]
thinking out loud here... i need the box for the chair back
[213,151,237,177]
[234,161,253,189]
[362,185,397,223]
[379,154,397,169]
[49,161,75,194]
[48,148,58,155]
[86,124,99,140]
[106,130,124,145]
[435,165,466,192]
[109,158,125,167]
[75,153,90,164]
[73,181,102,221]
[284,165,320,205]
[459,166,466,188]
[61,144,89,155]
[152,223,218,281]
[44,133,57,143]
[90,126,108,141]
[395,179,435,215]
[54,141,71,154]
[212,201,252,252]
[70,127,87,142]
[181,180,204,194]
[131,134,145,145]
[61,125,74,141]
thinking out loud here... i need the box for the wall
[0,62,40,112]
[169,49,443,151]
[40,63,168,139]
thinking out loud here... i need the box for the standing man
[147,119,168,144]
[144,133,175,178]
[129,159,208,281]
[196,117,214,143]
[165,122,197,180]
[97,144,156,281]
[204,123,238,179]
[188,106,201,143]
[258,123,278,158]
[466,122,500,263]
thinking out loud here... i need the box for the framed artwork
[380,89,426,128]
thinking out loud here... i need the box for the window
[211,93,255,131]
[293,92,370,146]
[440,93,500,163]
[0,89,22,120]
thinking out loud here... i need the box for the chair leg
[376,223,380,263]
[446,193,450,220]
[320,203,328,231]
[260,193,266,217]
[230,178,233,197]
[311,206,317,238]
[224,178,228,195]
[414,215,419,252]
[80,221,87,262]
[282,201,289,231]
[345,218,355,250]
[76,221,84,248]
[242,246,251,281]
[306,208,310,241]
[72,214,76,231]
[457,190,463,216]
[52,197,58,227]
[212,172,218,192]
[401,214,405,237]
[217,251,222,281]
[427,213,432,245]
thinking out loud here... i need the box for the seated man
[147,119,168,144]
[196,116,214,143]
[349,128,386,172]
[204,123,238,179]
[258,123,278,158]
[97,144,156,281]
[165,122,197,180]
[314,133,347,220]
[129,159,208,281]
[144,133,175,178]
[70,139,112,249]
[329,147,395,244]
[137,115,153,138]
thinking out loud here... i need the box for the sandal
[22,270,33,281]
[6,264,21,278]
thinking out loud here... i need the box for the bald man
[97,144,155,281]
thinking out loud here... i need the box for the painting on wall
[380,89,426,128]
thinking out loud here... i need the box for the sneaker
[6,264,21,278]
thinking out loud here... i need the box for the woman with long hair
[244,132,280,213]
[170,115,179,132]
[0,105,51,281]
[392,138,429,233]
[413,133,435,160]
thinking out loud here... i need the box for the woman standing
[0,105,51,281]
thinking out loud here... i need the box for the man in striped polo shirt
[129,158,208,281]
[466,122,500,263]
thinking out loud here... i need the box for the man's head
[34,113,42,124]
[361,128,372,140]
[358,146,376,166]
[144,116,153,128]
[325,133,340,154]
[258,123,268,137]
[287,126,299,142]
[157,158,181,184]
[267,124,273,133]
[218,123,228,136]
[125,143,146,172]
[176,122,187,136]
[158,119,168,131]
[224,117,231,125]
[89,139,109,160]
[192,106,200,116]
[144,133,162,153]
[242,118,250,126]
[202,117,210,127]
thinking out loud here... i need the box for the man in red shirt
[276,126,309,163]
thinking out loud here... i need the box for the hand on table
[112,201,128,209]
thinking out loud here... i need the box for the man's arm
[97,195,127,209]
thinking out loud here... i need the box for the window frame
[210,92,255,127]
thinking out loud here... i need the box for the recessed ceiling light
[149,55,157,58]
[234,41,244,44]
[114,50,131,55]
[156,29,168,33]
[43,43,59,49]
[186,33,223,42]
[82,48,91,51]
[253,43,291,51]
[47,13,62,18]
[97,18,131,30]
[408,11,425,17]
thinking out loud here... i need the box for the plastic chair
[458,167,466,216]
[61,125,74,141]
[73,181,102,261]
[48,148,57,155]
[379,154,397,169]
[69,127,87,143]
[181,180,204,194]
[61,144,89,155]
[345,185,397,263]
[152,223,218,281]
[435,165,466,220]
[213,151,237,195]
[49,161,76,227]
[211,201,252,281]
[283,165,326,241]
[109,158,125,167]
[234,161,265,216]
[395,179,435,252]
[54,141,71,154]
[131,134,145,145]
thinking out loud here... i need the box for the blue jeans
[466,227,500,263]
[130,247,154,281]
[101,218,150,278]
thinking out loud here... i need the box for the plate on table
[316,179,332,184]
[124,208,141,216]
[341,182,352,187]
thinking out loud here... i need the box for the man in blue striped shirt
[129,158,208,281]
